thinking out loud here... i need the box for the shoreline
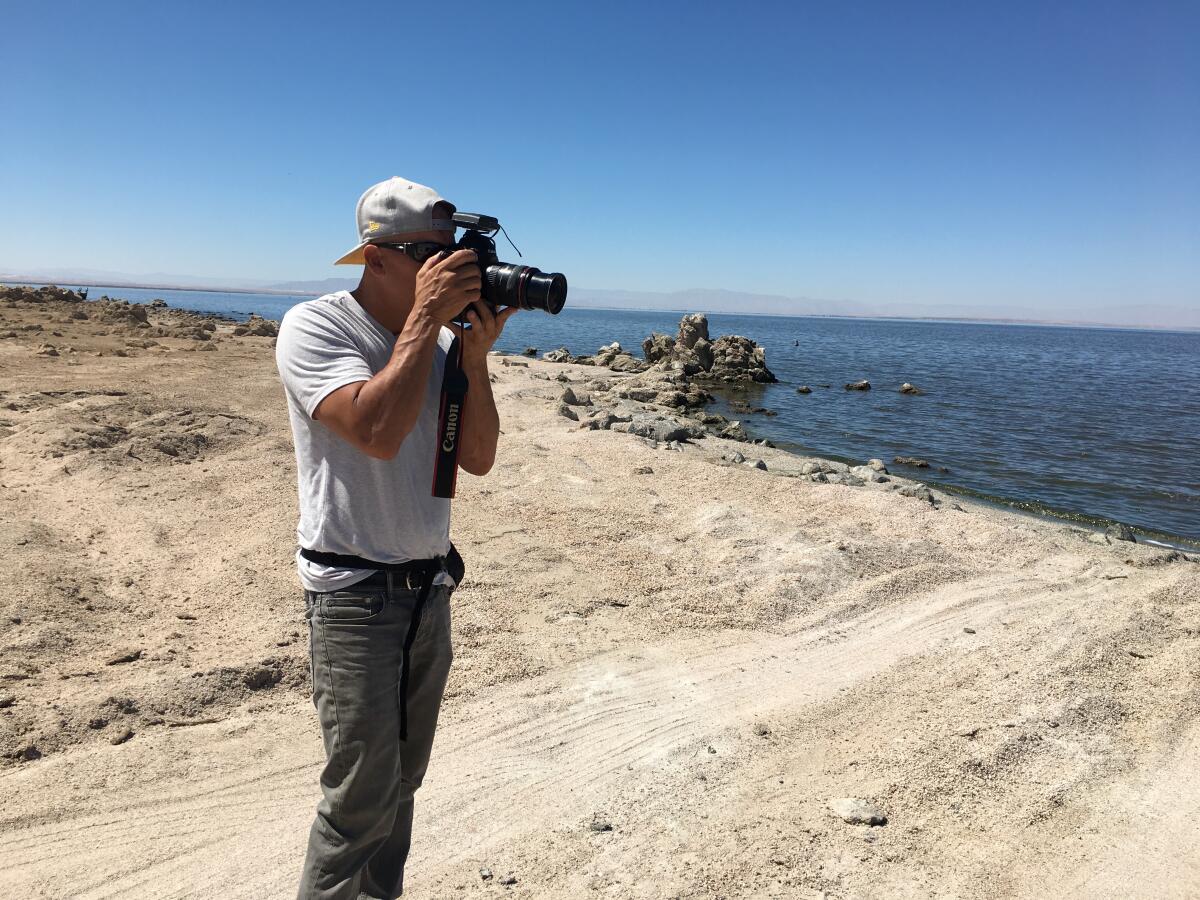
[498,345,1200,552]
[6,283,1195,547]
[5,280,1197,333]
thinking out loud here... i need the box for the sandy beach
[1,288,1197,899]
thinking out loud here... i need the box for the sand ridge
[1,289,1197,898]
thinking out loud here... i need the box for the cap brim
[334,242,368,266]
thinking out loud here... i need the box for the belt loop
[386,571,394,595]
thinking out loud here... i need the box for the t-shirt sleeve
[275,304,375,418]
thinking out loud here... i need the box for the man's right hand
[411,249,481,325]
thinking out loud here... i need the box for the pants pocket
[318,591,387,623]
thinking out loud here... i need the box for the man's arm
[457,354,500,475]
[455,301,518,476]
[314,314,443,459]
[315,250,480,460]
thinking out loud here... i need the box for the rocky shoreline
[4,285,1181,549]
[0,285,278,358]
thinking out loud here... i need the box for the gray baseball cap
[334,176,456,265]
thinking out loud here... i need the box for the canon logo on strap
[442,403,460,453]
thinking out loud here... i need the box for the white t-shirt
[275,291,455,591]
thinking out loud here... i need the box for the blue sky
[1,0,1197,317]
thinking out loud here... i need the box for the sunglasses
[372,241,452,264]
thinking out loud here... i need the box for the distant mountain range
[3,266,1196,330]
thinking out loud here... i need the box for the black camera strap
[432,333,469,499]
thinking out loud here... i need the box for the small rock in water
[894,456,931,468]
[1105,522,1136,543]
[796,385,812,394]
[899,382,924,395]
[829,798,888,826]
[844,380,871,391]
[522,347,537,357]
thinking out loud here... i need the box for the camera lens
[485,264,568,314]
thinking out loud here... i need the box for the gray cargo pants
[297,579,453,900]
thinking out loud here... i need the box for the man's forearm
[458,355,499,475]
[348,313,444,458]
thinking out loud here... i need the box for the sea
[16,284,1200,547]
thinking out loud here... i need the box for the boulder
[676,313,709,350]
[592,342,647,373]
[796,385,812,394]
[899,382,924,395]
[828,798,887,826]
[850,465,888,483]
[718,421,750,442]
[845,380,871,391]
[618,414,700,444]
[1105,522,1136,543]
[559,387,590,407]
[233,315,278,337]
[899,483,937,504]
[555,403,579,421]
[641,332,676,365]
[542,347,573,363]
[608,354,646,373]
[704,335,777,383]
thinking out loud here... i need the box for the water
[22,284,1200,544]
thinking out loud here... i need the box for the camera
[451,213,566,315]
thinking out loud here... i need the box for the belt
[300,545,465,587]
[342,570,435,591]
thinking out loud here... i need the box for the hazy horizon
[4,264,1197,331]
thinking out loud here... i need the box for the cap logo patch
[367,221,381,232]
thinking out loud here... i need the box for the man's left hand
[455,301,519,366]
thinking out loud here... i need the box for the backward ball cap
[333,176,456,265]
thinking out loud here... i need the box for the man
[275,176,516,899]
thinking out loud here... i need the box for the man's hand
[455,301,518,366]
[411,249,481,325]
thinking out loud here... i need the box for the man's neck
[351,280,413,335]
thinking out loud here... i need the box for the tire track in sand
[1,573,1039,899]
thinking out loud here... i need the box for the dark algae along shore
[14,284,1200,546]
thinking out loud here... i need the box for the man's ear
[363,244,386,275]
